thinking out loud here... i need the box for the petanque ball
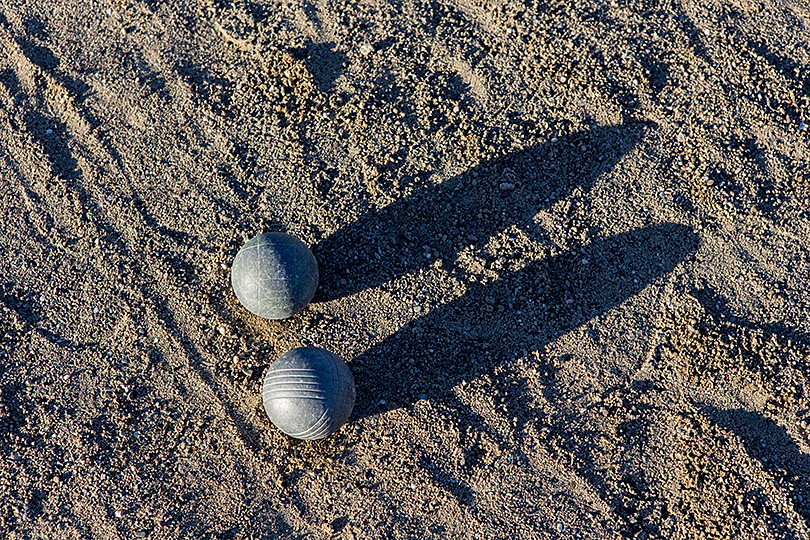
[230,232,319,320]
[262,347,355,440]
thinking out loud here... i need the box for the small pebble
[217,325,227,336]
[93,307,99,314]
[418,394,427,400]
[359,44,375,56]
[115,510,123,518]
[499,182,516,191]
[135,532,147,539]
[45,128,53,135]
[241,366,253,377]
[10,451,20,461]
[557,523,564,532]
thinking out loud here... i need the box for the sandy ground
[1,0,810,538]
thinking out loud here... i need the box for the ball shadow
[351,223,698,417]
[314,122,651,302]
[312,121,699,418]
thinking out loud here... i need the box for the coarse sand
[1,0,809,538]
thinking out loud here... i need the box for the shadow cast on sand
[315,123,651,302]
[313,123,700,418]
[350,223,698,417]
[701,405,810,531]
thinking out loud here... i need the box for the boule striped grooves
[262,346,355,440]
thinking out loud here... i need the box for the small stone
[241,366,253,377]
[413,305,422,313]
[378,400,386,405]
[418,393,427,400]
[10,451,20,461]
[135,532,147,539]
[499,182,516,191]
[115,510,123,518]
[556,523,564,532]
[93,307,99,314]
[217,325,227,336]
[359,44,374,56]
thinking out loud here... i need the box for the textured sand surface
[1,0,809,538]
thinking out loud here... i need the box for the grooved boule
[262,347,355,440]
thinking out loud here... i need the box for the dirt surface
[1,0,809,538]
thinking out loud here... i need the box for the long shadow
[314,123,650,302]
[341,221,696,521]
[313,122,699,417]
[350,223,698,417]
[701,405,810,531]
